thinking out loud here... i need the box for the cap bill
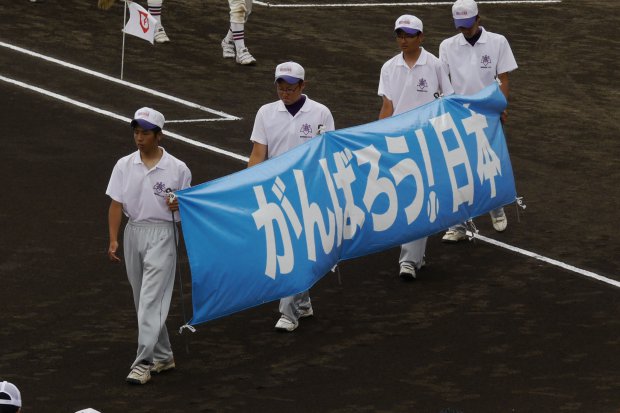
[131,119,159,130]
[276,75,302,84]
[454,16,477,29]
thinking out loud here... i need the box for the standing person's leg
[398,237,427,280]
[123,222,151,384]
[276,291,311,332]
[149,224,176,373]
[221,24,236,59]
[124,222,176,383]
[221,0,255,64]
[489,207,507,232]
[295,290,312,317]
[442,222,468,243]
[133,222,176,367]
[277,295,298,331]
[148,0,170,43]
[124,223,144,321]
[151,323,175,373]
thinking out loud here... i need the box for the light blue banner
[177,83,516,326]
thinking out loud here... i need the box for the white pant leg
[489,207,505,219]
[399,237,427,267]
[279,291,311,323]
[229,0,252,23]
[153,323,173,363]
[295,290,312,312]
[447,223,467,232]
[124,221,176,368]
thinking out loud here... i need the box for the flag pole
[120,0,128,80]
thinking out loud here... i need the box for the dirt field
[1,0,619,412]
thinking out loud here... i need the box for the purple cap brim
[131,119,158,130]
[454,16,477,29]
[275,75,302,84]
[396,27,420,35]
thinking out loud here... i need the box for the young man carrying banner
[378,14,454,280]
[439,0,518,242]
[248,61,335,332]
[106,108,192,384]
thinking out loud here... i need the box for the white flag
[123,1,157,45]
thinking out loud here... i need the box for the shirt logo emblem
[153,182,178,199]
[481,55,492,68]
[417,78,428,92]
[299,123,313,136]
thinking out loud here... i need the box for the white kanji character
[293,169,336,261]
[354,144,398,231]
[332,148,365,239]
[431,113,474,212]
[385,136,425,225]
[252,185,296,279]
[461,110,502,197]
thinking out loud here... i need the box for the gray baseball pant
[279,291,312,324]
[447,206,505,232]
[399,237,427,268]
[124,220,176,369]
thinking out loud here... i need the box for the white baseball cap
[452,0,478,28]
[75,409,102,413]
[274,61,305,84]
[394,14,423,35]
[0,381,22,408]
[131,107,165,130]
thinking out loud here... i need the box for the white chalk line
[254,0,561,7]
[0,74,250,163]
[0,41,240,121]
[470,232,620,288]
[166,119,221,124]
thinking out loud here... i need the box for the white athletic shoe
[126,362,151,384]
[235,48,256,65]
[221,39,235,58]
[299,307,314,318]
[154,26,170,44]
[275,315,298,332]
[491,212,508,232]
[441,229,468,243]
[399,262,417,281]
[151,358,175,374]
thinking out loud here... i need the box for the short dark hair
[0,404,20,413]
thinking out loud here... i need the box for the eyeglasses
[276,84,301,94]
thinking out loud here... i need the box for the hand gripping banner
[176,83,516,326]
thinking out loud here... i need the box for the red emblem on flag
[138,11,150,33]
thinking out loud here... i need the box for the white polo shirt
[106,147,192,222]
[250,95,335,159]
[378,47,454,115]
[439,27,518,95]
